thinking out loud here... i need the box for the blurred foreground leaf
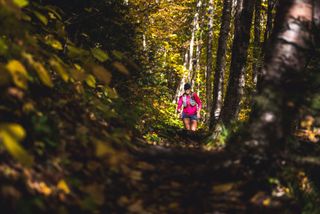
[57,179,71,194]
[13,0,29,8]
[6,60,29,89]
[91,48,109,62]
[92,66,112,84]
[0,123,34,166]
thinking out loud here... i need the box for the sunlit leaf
[57,180,71,194]
[92,66,112,84]
[49,58,69,82]
[44,6,62,20]
[112,61,129,75]
[38,182,52,196]
[85,74,96,88]
[6,60,29,89]
[33,11,48,25]
[45,35,63,50]
[13,0,29,8]
[0,123,33,166]
[91,48,109,62]
[33,62,54,87]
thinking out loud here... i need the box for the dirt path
[114,131,299,213]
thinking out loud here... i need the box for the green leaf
[13,0,29,8]
[91,48,109,62]
[0,123,34,166]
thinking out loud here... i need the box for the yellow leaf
[57,180,71,194]
[112,61,129,75]
[262,198,271,206]
[6,60,29,89]
[33,11,48,25]
[39,182,52,196]
[85,74,96,88]
[0,123,33,166]
[92,66,112,84]
[22,52,53,87]
[45,35,63,50]
[13,0,29,7]
[33,62,53,87]
[49,58,69,82]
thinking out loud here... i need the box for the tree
[233,0,317,158]
[209,0,232,129]
[252,0,262,86]
[205,0,214,122]
[174,0,204,103]
[219,0,255,127]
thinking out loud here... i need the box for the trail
[110,130,299,213]
[0,129,300,213]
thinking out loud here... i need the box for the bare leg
[183,118,191,130]
[191,120,197,131]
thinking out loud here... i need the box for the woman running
[177,83,202,131]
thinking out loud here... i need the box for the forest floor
[0,128,302,214]
[110,130,300,214]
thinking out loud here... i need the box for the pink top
[177,93,202,115]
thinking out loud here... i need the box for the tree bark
[219,0,255,127]
[232,0,316,159]
[209,0,232,129]
[252,0,262,86]
[262,0,276,54]
[206,0,214,122]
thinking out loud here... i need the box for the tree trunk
[232,0,316,159]
[173,49,189,104]
[209,0,232,129]
[194,32,203,89]
[252,0,262,86]
[174,0,202,103]
[206,0,214,122]
[262,0,276,54]
[219,0,255,127]
[188,0,202,74]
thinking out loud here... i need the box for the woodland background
[0,0,320,213]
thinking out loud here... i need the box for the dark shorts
[182,112,198,121]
